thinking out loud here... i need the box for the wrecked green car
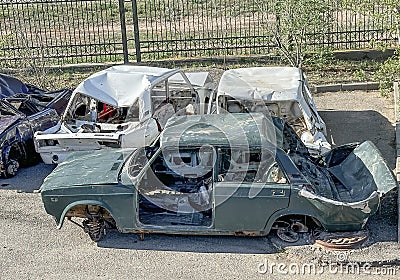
[40,113,397,242]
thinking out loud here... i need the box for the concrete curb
[332,49,395,60]
[314,82,380,93]
[1,63,115,74]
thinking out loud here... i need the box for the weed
[303,50,335,70]
[374,50,400,97]
[354,69,367,81]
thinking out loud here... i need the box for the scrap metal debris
[313,230,369,250]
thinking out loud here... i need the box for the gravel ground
[0,90,399,279]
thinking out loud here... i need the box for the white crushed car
[34,65,215,164]
[214,67,331,155]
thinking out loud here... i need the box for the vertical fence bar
[394,81,400,243]
[0,0,399,65]
[131,0,141,62]
[118,0,129,63]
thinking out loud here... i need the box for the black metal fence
[0,0,397,68]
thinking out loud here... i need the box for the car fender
[57,200,115,229]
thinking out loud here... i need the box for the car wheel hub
[6,160,19,177]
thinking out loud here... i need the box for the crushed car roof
[161,113,277,148]
[217,67,303,101]
[73,65,187,107]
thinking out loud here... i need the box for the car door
[213,147,291,232]
[133,146,215,229]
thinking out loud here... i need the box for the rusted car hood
[0,115,21,135]
[40,148,135,190]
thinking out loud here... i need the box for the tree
[343,0,399,45]
[256,0,337,67]
[343,0,399,95]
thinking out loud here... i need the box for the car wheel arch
[1,141,25,177]
[264,209,325,234]
[5,140,27,161]
[57,200,116,230]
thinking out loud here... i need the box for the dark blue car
[0,74,71,177]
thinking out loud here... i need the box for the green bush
[374,49,400,96]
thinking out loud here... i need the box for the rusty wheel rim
[313,230,369,250]
[277,228,300,243]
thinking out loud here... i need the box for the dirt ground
[0,89,399,279]
[315,90,396,171]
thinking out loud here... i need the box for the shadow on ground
[0,163,55,193]
[97,231,278,254]
[319,110,396,169]
[366,189,399,244]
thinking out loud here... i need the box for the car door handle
[272,190,285,196]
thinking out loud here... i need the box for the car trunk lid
[324,141,397,197]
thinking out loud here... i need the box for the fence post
[118,0,129,64]
[395,81,400,243]
[131,0,141,62]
